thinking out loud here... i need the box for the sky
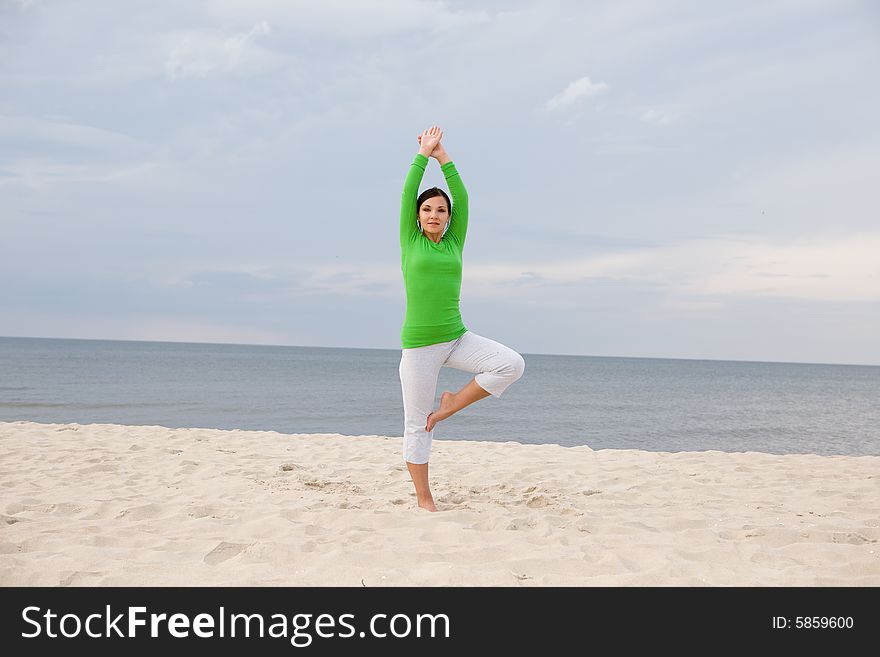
[1,0,878,366]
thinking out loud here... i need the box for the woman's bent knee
[512,352,525,380]
[501,351,525,384]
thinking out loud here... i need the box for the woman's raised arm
[400,127,441,248]
[417,131,468,246]
[436,143,468,248]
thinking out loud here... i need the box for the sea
[1,336,878,456]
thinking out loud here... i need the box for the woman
[399,125,526,512]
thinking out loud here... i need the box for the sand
[0,420,877,586]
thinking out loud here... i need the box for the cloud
[174,231,880,307]
[0,114,151,153]
[638,104,685,125]
[186,268,289,291]
[2,308,297,346]
[684,234,880,302]
[732,142,879,231]
[456,232,880,304]
[207,0,490,39]
[165,266,391,299]
[544,76,609,112]
[0,158,158,190]
[164,20,279,80]
[113,318,294,345]
[0,115,158,191]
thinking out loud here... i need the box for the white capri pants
[399,330,525,464]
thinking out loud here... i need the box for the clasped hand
[417,125,448,160]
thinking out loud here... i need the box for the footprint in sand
[204,541,251,565]
[831,532,876,545]
[526,495,551,508]
[115,504,163,521]
[188,505,238,520]
[60,571,103,586]
[506,516,535,531]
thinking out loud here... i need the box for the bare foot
[418,498,438,512]
[426,391,455,432]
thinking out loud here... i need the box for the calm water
[1,336,878,456]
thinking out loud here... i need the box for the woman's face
[419,196,448,239]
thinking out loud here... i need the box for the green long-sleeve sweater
[399,153,469,349]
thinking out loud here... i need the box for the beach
[1,420,878,586]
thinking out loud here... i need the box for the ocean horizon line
[2,333,878,369]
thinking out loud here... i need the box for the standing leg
[406,462,435,512]
[399,342,450,512]
[426,331,525,432]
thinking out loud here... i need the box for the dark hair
[416,187,452,231]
